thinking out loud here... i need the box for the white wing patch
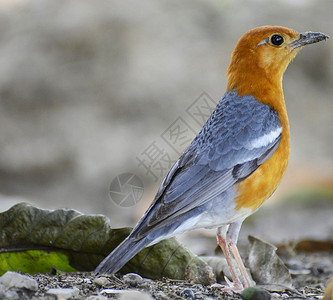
[247,126,282,149]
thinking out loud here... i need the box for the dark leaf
[247,235,292,288]
[0,203,215,284]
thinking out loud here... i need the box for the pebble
[194,291,204,299]
[0,288,19,300]
[270,293,281,300]
[241,287,271,300]
[101,289,152,299]
[180,288,195,299]
[46,287,80,299]
[118,290,153,300]
[0,271,38,291]
[93,276,110,287]
[123,273,144,287]
[100,289,123,296]
[154,291,168,300]
[83,278,92,284]
[86,295,108,300]
[100,289,124,295]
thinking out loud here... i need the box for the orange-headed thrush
[95,26,329,291]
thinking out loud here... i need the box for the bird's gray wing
[132,91,282,240]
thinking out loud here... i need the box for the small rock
[0,288,20,300]
[101,289,152,299]
[123,273,144,287]
[194,291,204,299]
[0,271,38,291]
[100,289,124,296]
[0,281,6,291]
[86,295,108,300]
[180,288,195,299]
[93,276,110,287]
[31,296,55,300]
[154,291,168,300]
[83,278,92,284]
[241,287,271,300]
[118,290,153,300]
[138,278,154,290]
[270,293,281,300]
[46,287,79,299]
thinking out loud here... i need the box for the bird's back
[129,91,285,242]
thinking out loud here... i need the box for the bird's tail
[94,234,148,275]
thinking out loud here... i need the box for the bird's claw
[210,277,244,295]
[223,276,244,293]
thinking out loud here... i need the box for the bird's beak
[290,31,329,49]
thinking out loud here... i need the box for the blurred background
[0,0,332,252]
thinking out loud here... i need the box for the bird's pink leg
[228,237,252,288]
[217,234,244,291]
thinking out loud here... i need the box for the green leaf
[0,250,77,274]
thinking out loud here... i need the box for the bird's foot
[210,277,244,295]
[223,276,244,293]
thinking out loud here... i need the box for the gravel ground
[0,251,332,300]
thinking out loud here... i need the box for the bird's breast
[234,120,290,211]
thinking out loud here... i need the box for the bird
[95,25,329,291]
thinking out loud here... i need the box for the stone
[123,273,144,287]
[101,289,152,300]
[93,276,110,287]
[241,287,271,300]
[180,288,195,299]
[118,290,153,300]
[194,291,204,299]
[83,278,92,284]
[100,289,127,296]
[153,291,168,300]
[86,295,108,300]
[0,289,19,300]
[46,287,80,299]
[0,271,38,291]
[270,293,281,300]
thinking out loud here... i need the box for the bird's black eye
[270,34,284,46]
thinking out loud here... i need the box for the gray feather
[132,91,281,240]
[95,91,282,274]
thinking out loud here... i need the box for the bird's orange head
[226,25,329,102]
